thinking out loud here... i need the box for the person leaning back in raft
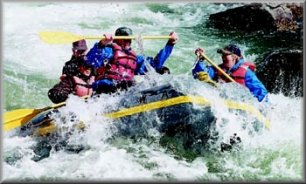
[192,44,269,103]
[48,39,95,104]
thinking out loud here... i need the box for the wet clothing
[103,43,138,82]
[62,56,96,77]
[72,75,95,97]
[135,40,175,75]
[48,55,95,103]
[192,58,268,102]
[48,74,94,104]
[91,78,134,94]
[85,41,174,93]
[216,61,256,86]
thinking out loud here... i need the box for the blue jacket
[192,58,268,102]
[85,42,174,91]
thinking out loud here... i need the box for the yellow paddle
[39,31,171,44]
[3,95,89,132]
[3,101,66,132]
[199,52,236,83]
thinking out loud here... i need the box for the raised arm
[192,48,216,79]
[85,34,114,69]
[135,32,179,75]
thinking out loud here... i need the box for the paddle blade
[3,109,43,132]
[39,31,85,44]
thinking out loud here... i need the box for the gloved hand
[100,33,113,46]
[197,71,209,81]
[197,71,218,87]
[168,32,179,45]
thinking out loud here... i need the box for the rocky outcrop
[209,3,303,34]
[255,49,303,97]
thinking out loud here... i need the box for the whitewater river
[2,2,303,182]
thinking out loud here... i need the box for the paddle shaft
[200,53,236,83]
[84,35,172,40]
[39,31,172,44]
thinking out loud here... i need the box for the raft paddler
[192,44,269,102]
[85,27,179,94]
[48,54,95,103]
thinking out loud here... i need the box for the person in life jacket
[192,44,268,102]
[48,54,95,104]
[26,40,92,144]
[85,26,179,94]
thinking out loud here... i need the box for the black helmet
[115,27,133,36]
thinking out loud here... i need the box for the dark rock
[209,3,303,34]
[255,49,303,97]
[209,3,276,32]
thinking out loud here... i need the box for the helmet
[115,27,133,36]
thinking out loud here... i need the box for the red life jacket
[103,43,137,81]
[73,76,95,97]
[218,61,256,86]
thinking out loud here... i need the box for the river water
[2,2,303,182]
